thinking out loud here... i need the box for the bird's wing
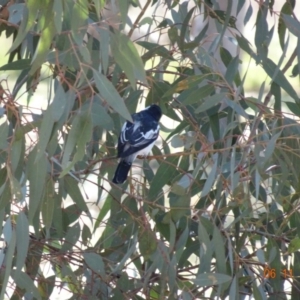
[118,113,159,158]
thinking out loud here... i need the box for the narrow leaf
[193,273,231,287]
[64,176,88,213]
[84,252,106,277]
[60,110,92,177]
[201,154,218,198]
[27,147,48,223]
[41,178,55,231]
[93,70,132,122]
[149,156,179,199]
[0,59,31,70]
[15,212,29,279]
[110,30,147,87]
[0,229,16,300]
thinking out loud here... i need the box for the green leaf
[139,17,153,26]
[278,4,292,50]
[30,4,56,75]
[263,131,281,163]
[288,237,300,253]
[252,283,265,300]
[262,58,299,103]
[149,156,179,199]
[193,273,231,287]
[175,225,189,261]
[99,23,110,73]
[9,1,41,53]
[182,85,214,105]
[209,10,237,28]
[146,81,171,106]
[60,110,92,177]
[53,0,63,33]
[64,176,88,213]
[282,14,300,38]
[81,98,114,130]
[41,178,55,232]
[0,182,11,211]
[0,119,8,150]
[9,175,23,202]
[112,236,138,275]
[255,7,268,61]
[178,7,196,52]
[0,59,31,70]
[195,93,226,113]
[11,270,41,300]
[220,47,233,66]
[169,194,190,221]
[235,34,258,60]
[11,134,25,170]
[168,255,177,293]
[119,0,129,29]
[138,42,175,62]
[163,74,216,97]
[27,147,48,223]
[94,195,112,232]
[71,0,88,45]
[201,154,218,198]
[244,3,253,26]
[15,212,29,279]
[93,70,132,122]
[225,55,240,84]
[139,229,157,260]
[0,226,16,300]
[36,84,66,162]
[83,252,106,277]
[229,275,238,300]
[271,82,281,112]
[61,222,81,252]
[225,98,249,119]
[213,226,226,274]
[168,27,179,45]
[110,30,147,87]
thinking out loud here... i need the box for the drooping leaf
[0,59,31,70]
[41,177,55,232]
[15,212,29,279]
[60,110,92,177]
[27,147,48,224]
[0,226,16,300]
[149,156,179,199]
[83,252,106,277]
[93,70,132,122]
[110,29,147,87]
[64,176,88,213]
[193,273,231,287]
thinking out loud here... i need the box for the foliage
[0,0,299,299]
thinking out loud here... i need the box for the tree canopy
[0,0,300,299]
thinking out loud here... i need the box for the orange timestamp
[263,268,293,279]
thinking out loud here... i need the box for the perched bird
[112,104,162,184]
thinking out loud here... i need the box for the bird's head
[146,104,162,121]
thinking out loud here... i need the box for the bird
[112,104,162,184]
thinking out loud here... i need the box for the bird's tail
[112,160,132,184]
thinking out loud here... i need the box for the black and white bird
[112,104,162,184]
